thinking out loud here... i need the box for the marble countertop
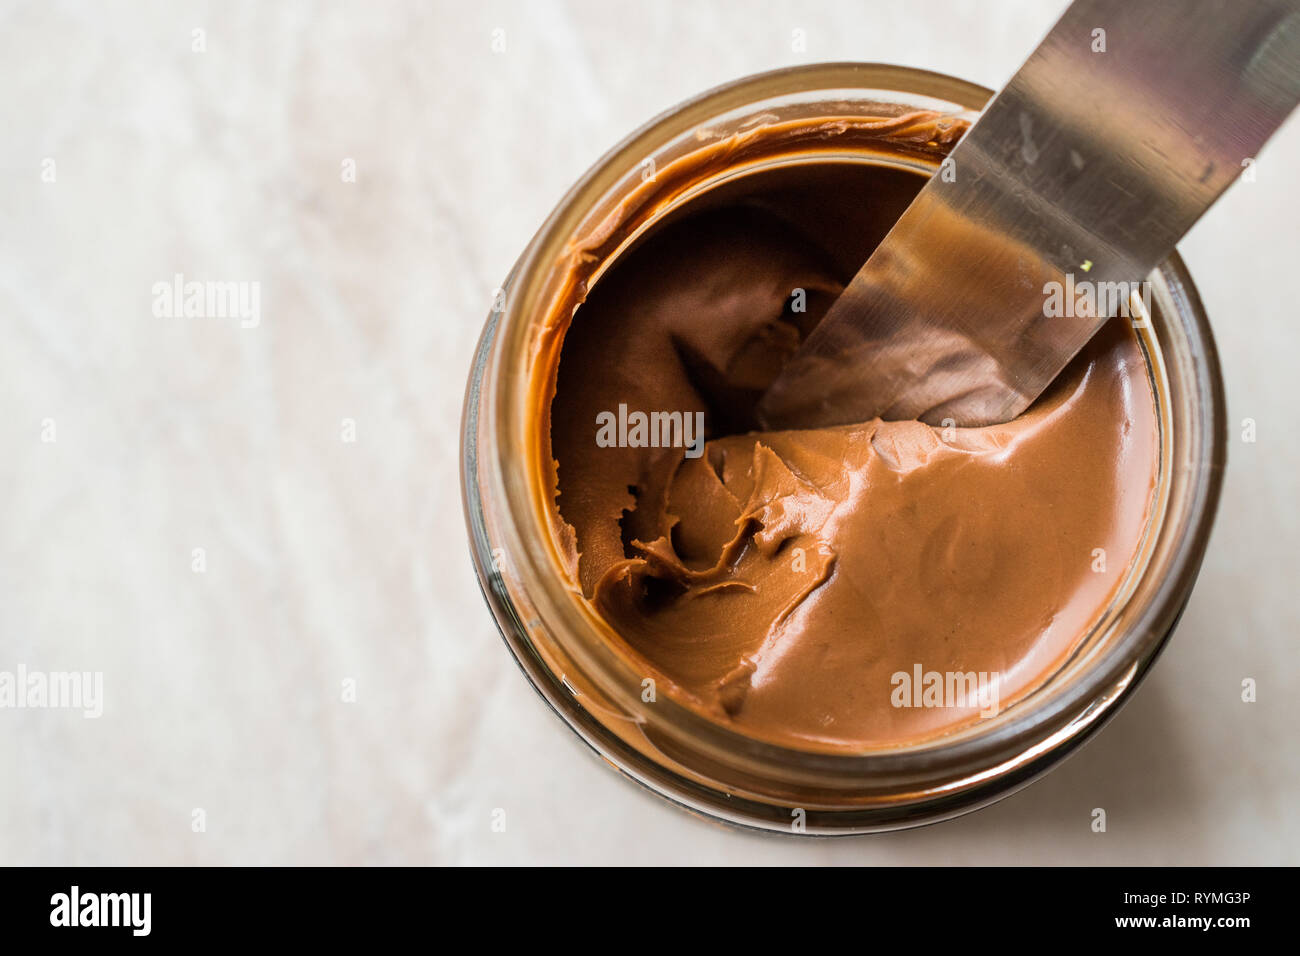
[2,0,1295,864]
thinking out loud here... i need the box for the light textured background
[1,0,1295,865]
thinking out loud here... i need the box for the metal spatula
[757,0,1300,429]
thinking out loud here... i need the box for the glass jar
[461,63,1227,833]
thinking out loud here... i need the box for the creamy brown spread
[540,116,1160,751]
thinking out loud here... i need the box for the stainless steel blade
[757,0,1300,429]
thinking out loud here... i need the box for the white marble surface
[1,0,1296,865]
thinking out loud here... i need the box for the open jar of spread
[462,63,1226,833]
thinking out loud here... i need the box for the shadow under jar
[461,64,1226,834]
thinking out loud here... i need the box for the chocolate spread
[540,116,1160,751]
